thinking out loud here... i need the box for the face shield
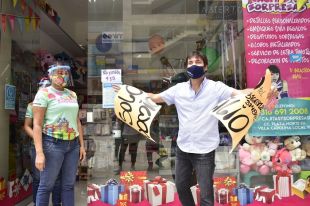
[38,77,51,89]
[48,64,74,87]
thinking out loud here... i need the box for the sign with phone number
[249,98,310,136]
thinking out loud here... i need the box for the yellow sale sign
[211,69,272,152]
[114,85,161,141]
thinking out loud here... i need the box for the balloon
[202,47,220,73]
[96,34,112,53]
[148,34,165,54]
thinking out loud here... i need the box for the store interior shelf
[39,11,85,57]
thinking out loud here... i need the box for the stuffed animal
[301,136,310,157]
[239,135,265,174]
[272,148,292,174]
[284,136,307,161]
[256,148,274,175]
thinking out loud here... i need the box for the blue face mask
[186,65,205,79]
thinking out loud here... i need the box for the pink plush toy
[272,148,292,174]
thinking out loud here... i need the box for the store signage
[101,69,122,84]
[4,84,16,110]
[101,32,123,43]
[243,0,310,98]
[101,69,122,108]
[198,1,241,20]
[114,85,161,141]
[250,98,310,136]
[211,69,271,152]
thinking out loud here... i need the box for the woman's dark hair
[184,51,208,68]
[268,65,281,81]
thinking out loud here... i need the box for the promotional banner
[249,98,310,136]
[243,0,310,136]
[101,69,122,108]
[211,69,271,152]
[243,0,310,98]
[114,85,161,141]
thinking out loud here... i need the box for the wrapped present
[8,178,21,198]
[116,192,128,206]
[190,184,200,206]
[120,171,147,189]
[101,179,125,205]
[233,184,254,206]
[0,177,5,201]
[299,171,310,180]
[292,179,309,199]
[129,184,144,203]
[216,188,229,204]
[144,176,175,206]
[20,169,33,191]
[255,187,281,204]
[273,174,293,197]
[229,195,240,206]
[214,176,237,192]
[253,185,268,200]
[87,184,101,203]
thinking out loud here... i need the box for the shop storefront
[0,0,310,206]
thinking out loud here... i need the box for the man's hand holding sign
[211,69,275,152]
[113,85,161,142]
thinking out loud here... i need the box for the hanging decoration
[17,17,24,32]
[21,0,26,14]
[9,16,15,32]
[12,0,18,8]
[24,16,31,31]
[1,15,7,32]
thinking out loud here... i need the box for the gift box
[120,171,147,189]
[144,176,175,206]
[190,184,200,206]
[0,178,5,201]
[273,174,293,197]
[8,178,21,198]
[101,179,125,205]
[116,193,128,206]
[216,188,229,204]
[233,184,254,206]
[129,184,144,203]
[255,187,280,204]
[20,169,33,191]
[292,179,309,199]
[214,176,237,192]
[299,171,310,180]
[253,185,268,200]
[87,184,101,203]
[229,195,240,206]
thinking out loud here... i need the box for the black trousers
[118,135,139,167]
[175,146,215,206]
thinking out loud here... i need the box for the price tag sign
[101,69,122,83]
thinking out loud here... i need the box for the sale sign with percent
[211,69,272,152]
[101,69,122,108]
[114,85,161,142]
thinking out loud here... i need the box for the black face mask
[186,65,205,79]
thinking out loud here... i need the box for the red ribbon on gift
[129,185,144,203]
[145,176,168,204]
[275,174,292,196]
[87,184,101,200]
[259,188,276,204]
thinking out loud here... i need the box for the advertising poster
[114,85,161,141]
[242,0,310,136]
[101,69,122,108]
